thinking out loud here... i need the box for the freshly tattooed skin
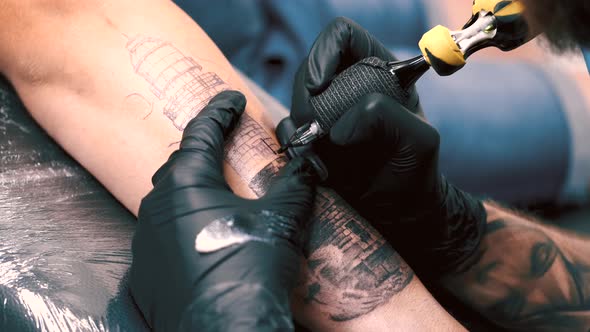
[127,35,413,321]
[445,204,590,331]
[302,189,413,321]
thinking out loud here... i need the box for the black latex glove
[130,91,317,332]
[290,17,423,128]
[279,18,486,277]
[283,17,426,199]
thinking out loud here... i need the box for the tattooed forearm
[444,205,590,331]
[128,35,413,321]
[224,114,286,195]
[302,188,413,321]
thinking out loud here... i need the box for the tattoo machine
[278,0,533,152]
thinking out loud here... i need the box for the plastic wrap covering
[0,77,149,331]
[0,74,291,332]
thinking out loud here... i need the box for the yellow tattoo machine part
[419,0,530,76]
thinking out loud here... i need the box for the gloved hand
[279,18,486,277]
[280,17,425,197]
[130,91,317,332]
[316,93,486,276]
[289,17,423,129]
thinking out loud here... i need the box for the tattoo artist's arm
[284,27,590,329]
[442,203,590,332]
[0,2,463,331]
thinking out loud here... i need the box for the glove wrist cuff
[431,177,487,274]
[395,176,487,277]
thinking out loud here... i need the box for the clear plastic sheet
[0,78,149,331]
[0,73,291,332]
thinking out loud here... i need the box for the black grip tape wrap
[310,57,409,132]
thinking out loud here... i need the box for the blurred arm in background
[443,203,590,332]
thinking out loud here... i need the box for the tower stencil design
[127,36,228,129]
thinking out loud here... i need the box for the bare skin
[0,1,463,331]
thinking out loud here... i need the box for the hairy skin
[444,203,590,331]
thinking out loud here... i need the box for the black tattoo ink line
[223,113,285,195]
[128,36,413,321]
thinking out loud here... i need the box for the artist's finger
[330,93,439,156]
[329,93,404,147]
[305,17,397,94]
[151,90,245,189]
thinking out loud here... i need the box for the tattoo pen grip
[280,56,427,152]
[310,57,411,133]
